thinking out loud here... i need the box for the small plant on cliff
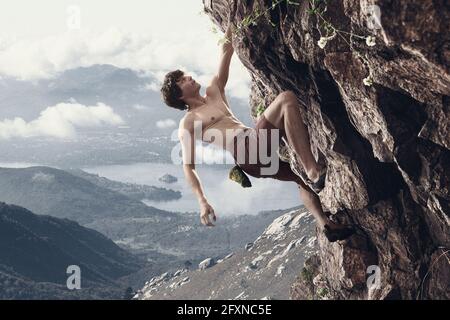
[212,0,299,44]
[416,248,450,300]
[301,266,314,283]
[317,287,329,299]
[309,0,378,51]
[227,0,377,87]
[309,0,377,86]
[235,0,298,32]
[255,102,266,117]
[212,0,299,51]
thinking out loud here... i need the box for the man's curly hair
[160,69,188,111]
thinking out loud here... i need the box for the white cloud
[0,27,251,101]
[0,102,124,140]
[144,82,161,92]
[132,104,150,111]
[195,143,235,165]
[156,118,176,129]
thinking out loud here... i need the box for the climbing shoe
[295,166,327,194]
[310,167,327,194]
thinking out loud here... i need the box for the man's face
[176,74,200,100]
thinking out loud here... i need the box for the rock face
[204,0,449,299]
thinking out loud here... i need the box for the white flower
[363,76,373,86]
[317,31,337,49]
[366,36,376,47]
[317,37,328,49]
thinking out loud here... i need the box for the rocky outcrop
[136,208,317,300]
[199,258,216,270]
[204,0,449,299]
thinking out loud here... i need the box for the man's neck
[186,95,207,111]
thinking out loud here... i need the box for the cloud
[0,102,124,140]
[144,82,161,92]
[0,27,251,101]
[156,118,177,129]
[195,143,235,165]
[132,104,150,111]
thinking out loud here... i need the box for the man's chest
[193,102,231,129]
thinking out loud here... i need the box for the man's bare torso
[183,83,252,153]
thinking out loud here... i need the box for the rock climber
[160,6,354,242]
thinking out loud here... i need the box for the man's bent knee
[279,90,297,104]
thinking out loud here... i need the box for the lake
[84,162,303,216]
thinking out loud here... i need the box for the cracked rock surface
[205,0,449,299]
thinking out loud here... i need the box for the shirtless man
[160,21,354,242]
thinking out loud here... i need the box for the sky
[0,1,303,215]
[0,0,214,38]
[0,0,252,140]
[0,102,124,139]
[0,0,251,99]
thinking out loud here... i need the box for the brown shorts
[232,114,306,188]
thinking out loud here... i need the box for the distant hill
[0,166,174,224]
[67,169,181,202]
[0,202,143,299]
[0,166,303,292]
[0,64,254,166]
[0,64,253,132]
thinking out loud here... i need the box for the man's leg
[298,183,355,240]
[262,90,321,183]
[248,102,355,241]
[298,184,329,229]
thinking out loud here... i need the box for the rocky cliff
[204,0,449,299]
[136,207,317,300]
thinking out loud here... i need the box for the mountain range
[0,202,143,299]
[0,166,174,224]
[0,165,306,296]
[0,64,254,166]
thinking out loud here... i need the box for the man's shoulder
[179,113,195,130]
